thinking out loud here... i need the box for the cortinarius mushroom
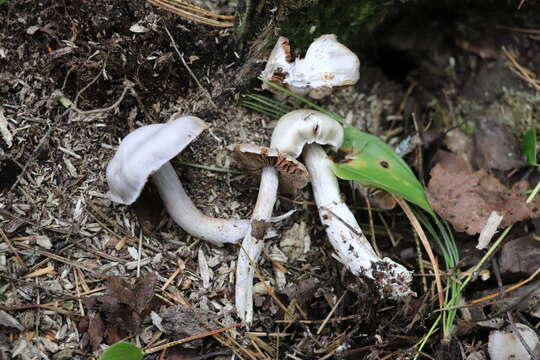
[230,144,309,323]
[273,110,413,298]
[106,114,249,246]
[261,34,360,99]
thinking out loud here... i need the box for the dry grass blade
[393,196,444,308]
[503,47,540,91]
[468,266,540,305]
[0,228,26,268]
[316,292,346,335]
[147,0,234,27]
[144,322,244,354]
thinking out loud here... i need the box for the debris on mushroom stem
[303,143,413,298]
[261,34,360,99]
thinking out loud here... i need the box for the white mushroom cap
[107,114,207,204]
[286,34,360,95]
[270,109,344,158]
[488,323,539,360]
[260,36,292,86]
[261,34,360,98]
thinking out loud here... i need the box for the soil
[1,1,539,359]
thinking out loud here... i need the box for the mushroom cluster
[106,34,413,324]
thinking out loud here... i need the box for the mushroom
[106,114,250,246]
[230,144,309,323]
[488,323,539,360]
[303,144,413,298]
[261,34,360,99]
[272,110,412,298]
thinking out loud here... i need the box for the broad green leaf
[332,125,434,215]
[99,342,143,360]
[522,128,537,166]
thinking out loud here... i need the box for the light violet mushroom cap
[106,114,250,245]
[107,114,208,205]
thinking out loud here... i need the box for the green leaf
[99,342,143,360]
[522,128,537,166]
[332,125,434,215]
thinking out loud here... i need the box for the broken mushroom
[261,34,360,99]
[303,144,413,298]
[230,144,309,323]
[106,114,250,246]
[272,109,412,298]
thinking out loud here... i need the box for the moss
[280,0,397,50]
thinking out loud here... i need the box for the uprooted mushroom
[273,110,413,298]
[106,113,250,246]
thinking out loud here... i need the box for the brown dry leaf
[427,162,540,235]
[107,272,158,315]
[84,272,159,348]
[87,312,104,352]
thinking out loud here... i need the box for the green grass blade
[246,94,292,114]
[522,128,537,166]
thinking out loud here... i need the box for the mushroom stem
[303,144,412,298]
[152,162,250,246]
[235,166,279,323]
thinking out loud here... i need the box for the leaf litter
[427,126,540,235]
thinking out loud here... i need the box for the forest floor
[1,1,540,359]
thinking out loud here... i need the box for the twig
[491,258,538,360]
[503,47,540,91]
[469,266,540,305]
[147,0,234,27]
[0,228,26,268]
[70,81,133,115]
[143,322,243,354]
[163,24,217,109]
[316,292,346,335]
[0,303,73,316]
[136,231,143,278]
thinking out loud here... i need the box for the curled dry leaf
[427,160,540,235]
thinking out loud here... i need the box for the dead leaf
[473,118,526,171]
[443,129,474,171]
[498,235,540,277]
[107,272,157,315]
[87,312,104,352]
[427,163,540,235]
[160,305,213,339]
[0,310,24,331]
[84,272,159,348]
